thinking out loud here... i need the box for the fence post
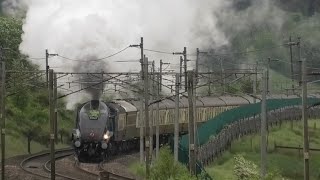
[298,145,301,158]
[279,108,282,128]
[99,171,110,180]
[250,136,253,151]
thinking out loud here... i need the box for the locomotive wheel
[103,152,108,162]
[109,142,117,155]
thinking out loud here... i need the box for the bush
[131,146,197,180]
[234,154,259,180]
[151,146,196,180]
[233,154,286,180]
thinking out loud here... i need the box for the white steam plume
[16,0,286,108]
[18,0,231,107]
[19,0,230,73]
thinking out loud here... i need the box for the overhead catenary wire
[141,44,287,58]
[143,48,174,55]
[149,73,235,106]
[162,64,170,72]
[56,46,131,62]
[8,43,287,92]
[8,43,293,63]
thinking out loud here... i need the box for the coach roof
[112,100,137,112]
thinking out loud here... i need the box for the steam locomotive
[72,100,114,162]
[72,96,258,163]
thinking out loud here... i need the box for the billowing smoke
[7,0,287,107]
[198,0,287,73]
[217,0,286,40]
[15,0,231,107]
[73,55,109,100]
[2,0,29,17]
[18,0,231,73]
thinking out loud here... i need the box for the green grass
[5,135,69,158]
[270,69,320,94]
[129,146,197,180]
[206,119,320,180]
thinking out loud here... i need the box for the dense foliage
[131,146,198,180]
[0,16,73,153]
[233,154,284,180]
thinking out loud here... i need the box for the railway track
[20,148,75,179]
[44,151,99,180]
[75,160,135,180]
[20,148,135,180]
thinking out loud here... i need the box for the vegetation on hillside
[0,16,73,155]
[130,146,198,180]
[233,154,285,180]
[207,120,320,180]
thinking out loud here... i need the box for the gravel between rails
[56,156,98,180]
[78,153,139,180]
[103,153,138,179]
[20,148,74,180]
[5,150,139,180]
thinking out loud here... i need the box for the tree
[20,122,42,154]
[0,16,73,155]
[0,17,23,68]
[233,154,286,180]
[58,128,70,143]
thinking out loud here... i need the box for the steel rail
[75,161,135,180]
[20,148,73,179]
[43,151,77,179]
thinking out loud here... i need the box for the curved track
[43,152,98,180]
[20,148,135,180]
[20,148,76,179]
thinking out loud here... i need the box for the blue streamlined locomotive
[72,100,114,163]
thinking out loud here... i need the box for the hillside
[207,120,320,180]
[197,0,320,95]
[0,16,73,156]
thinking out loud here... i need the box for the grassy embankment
[207,119,320,180]
[6,135,69,158]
